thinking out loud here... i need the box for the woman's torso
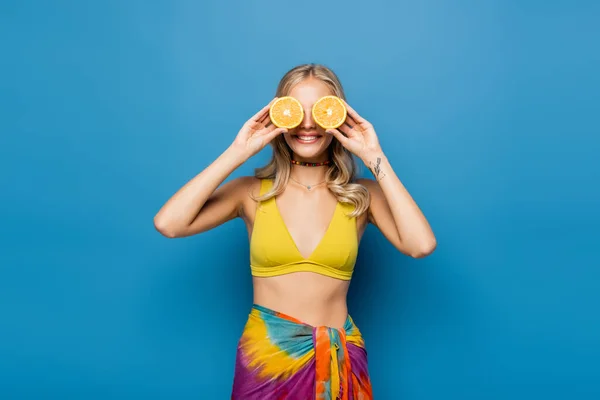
[241,177,368,329]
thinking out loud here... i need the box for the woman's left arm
[326,100,437,258]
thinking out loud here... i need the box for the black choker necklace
[291,160,331,167]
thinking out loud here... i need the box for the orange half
[312,95,347,129]
[269,96,304,129]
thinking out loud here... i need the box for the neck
[290,153,330,181]
[289,155,330,184]
[290,165,328,184]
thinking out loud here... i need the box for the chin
[284,133,333,160]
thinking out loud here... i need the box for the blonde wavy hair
[254,63,369,217]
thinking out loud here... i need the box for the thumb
[326,128,350,147]
[263,127,288,144]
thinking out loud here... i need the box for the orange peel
[269,96,304,129]
[312,95,347,129]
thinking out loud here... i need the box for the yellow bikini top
[250,179,358,280]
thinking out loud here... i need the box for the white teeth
[298,136,319,141]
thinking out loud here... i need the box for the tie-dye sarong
[231,304,373,400]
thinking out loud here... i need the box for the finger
[250,97,277,122]
[343,113,359,128]
[259,111,270,122]
[249,114,272,131]
[247,117,272,133]
[250,104,270,123]
[342,99,368,124]
[256,123,281,135]
[326,128,351,147]
[262,126,288,143]
[341,119,362,135]
[341,117,354,127]
[258,111,272,127]
[338,124,358,137]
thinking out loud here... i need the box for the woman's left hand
[326,100,383,163]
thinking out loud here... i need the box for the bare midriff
[252,272,351,330]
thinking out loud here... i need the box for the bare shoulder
[231,176,262,220]
[222,175,260,202]
[354,177,387,226]
[352,178,376,231]
[228,175,260,193]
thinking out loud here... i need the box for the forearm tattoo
[370,157,386,181]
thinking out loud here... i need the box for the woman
[154,64,436,399]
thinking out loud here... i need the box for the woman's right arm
[153,99,287,238]
[153,147,248,238]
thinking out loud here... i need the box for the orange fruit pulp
[269,96,304,129]
[312,95,347,129]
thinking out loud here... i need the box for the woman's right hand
[230,98,288,160]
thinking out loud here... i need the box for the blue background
[1,0,599,398]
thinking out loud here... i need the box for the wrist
[362,151,388,180]
[224,145,250,168]
[361,150,386,167]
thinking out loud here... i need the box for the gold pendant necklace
[290,176,326,191]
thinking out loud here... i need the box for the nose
[299,105,316,131]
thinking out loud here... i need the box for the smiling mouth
[293,133,322,144]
